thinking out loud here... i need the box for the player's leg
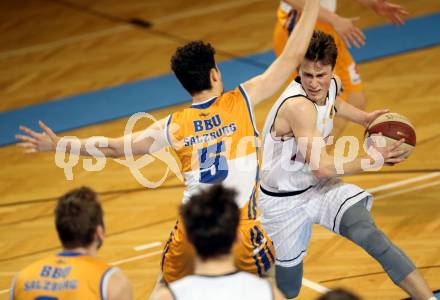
[160,219,196,283]
[259,189,314,298]
[275,262,304,299]
[233,219,275,277]
[339,199,434,300]
[150,219,194,299]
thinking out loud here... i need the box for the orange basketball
[365,113,416,159]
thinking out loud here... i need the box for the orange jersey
[11,251,114,300]
[165,85,259,219]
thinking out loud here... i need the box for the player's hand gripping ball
[365,112,416,160]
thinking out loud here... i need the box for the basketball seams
[368,112,414,129]
[368,121,416,146]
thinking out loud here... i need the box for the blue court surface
[1,12,440,147]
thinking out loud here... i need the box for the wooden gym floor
[0,0,439,299]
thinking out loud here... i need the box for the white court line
[366,172,440,193]
[111,250,163,266]
[291,173,440,294]
[1,173,438,296]
[302,278,331,294]
[134,241,161,252]
[375,179,440,200]
[0,288,9,295]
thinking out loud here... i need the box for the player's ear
[96,225,105,242]
[297,64,302,76]
[210,67,221,83]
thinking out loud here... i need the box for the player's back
[12,251,114,300]
[165,85,259,219]
[168,271,273,300]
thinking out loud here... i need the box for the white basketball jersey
[261,77,338,192]
[168,271,273,300]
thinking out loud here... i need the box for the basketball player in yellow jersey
[10,187,132,300]
[16,0,320,285]
[273,0,408,135]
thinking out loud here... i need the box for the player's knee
[275,264,302,299]
[345,221,389,256]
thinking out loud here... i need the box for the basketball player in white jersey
[273,0,409,136]
[259,31,434,299]
[152,185,284,300]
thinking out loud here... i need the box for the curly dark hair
[305,31,338,68]
[171,40,216,95]
[55,186,104,249]
[180,185,240,260]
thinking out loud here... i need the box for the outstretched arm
[355,0,409,25]
[16,119,168,157]
[243,0,320,107]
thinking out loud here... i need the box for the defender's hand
[372,0,409,25]
[331,15,366,48]
[16,121,60,153]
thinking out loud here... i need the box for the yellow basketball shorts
[161,218,275,283]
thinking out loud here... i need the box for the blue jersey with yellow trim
[11,251,114,300]
[165,85,259,219]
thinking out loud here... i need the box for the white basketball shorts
[259,177,373,267]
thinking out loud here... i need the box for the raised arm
[242,0,320,107]
[16,119,168,157]
[355,0,409,25]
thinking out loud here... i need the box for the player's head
[55,186,105,253]
[171,40,223,96]
[180,184,240,260]
[299,31,338,102]
[316,288,360,300]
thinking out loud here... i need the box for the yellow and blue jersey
[164,85,259,219]
[11,251,115,300]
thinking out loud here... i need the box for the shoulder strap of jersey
[164,114,174,148]
[100,267,118,300]
[238,84,259,136]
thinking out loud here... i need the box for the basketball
[365,112,416,159]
